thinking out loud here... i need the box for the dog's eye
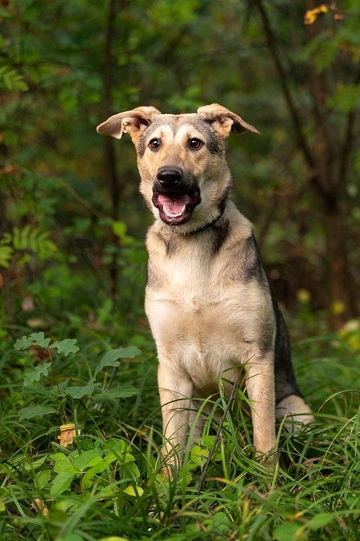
[148,138,161,150]
[189,138,203,150]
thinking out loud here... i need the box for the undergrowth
[0,326,359,540]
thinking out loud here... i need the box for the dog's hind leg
[276,394,314,430]
[273,300,314,430]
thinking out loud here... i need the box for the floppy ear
[197,103,259,138]
[96,106,162,142]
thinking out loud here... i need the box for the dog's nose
[156,166,183,186]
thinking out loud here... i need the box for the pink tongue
[158,194,190,214]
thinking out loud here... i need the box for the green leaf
[94,347,141,377]
[50,472,76,496]
[190,444,209,467]
[64,383,98,399]
[52,339,79,356]
[15,332,51,350]
[57,535,84,541]
[103,438,131,456]
[273,522,306,541]
[82,452,117,488]
[112,221,134,245]
[0,245,13,268]
[23,362,52,386]
[307,513,334,530]
[18,404,57,420]
[35,470,51,490]
[326,84,360,114]
[92,386,138,402]
[52,453,78,474]
[72,449,103,472]
[121,461,140,482]
[0,66,28,91]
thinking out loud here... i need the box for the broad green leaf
[82,452,117,488]
[273,522,306,541]
[35,470,51,490]
[92,386,138,402]
[50,472,76,496]
[52,453,78,474]
[104,438,131,456]
[307,513,334,530]
[121,462,140,482]
[18,404,56,420]
[65,383,100,399]
[94,347,141,377]
[23,362,52,386]
[52,339,79,356]
[15,332,51,350]
[190,444,209,467]
[72,450,103,472]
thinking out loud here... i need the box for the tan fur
[97,104,313,471]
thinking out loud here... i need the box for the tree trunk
[102,0,120,300]
[253,0,359,328]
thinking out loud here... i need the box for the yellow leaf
[123,485,144,497]
[304,4,329,25]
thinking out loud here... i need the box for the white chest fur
[145,212,275,395]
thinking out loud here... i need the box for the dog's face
[97,104,259,232]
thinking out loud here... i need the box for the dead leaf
[58,423,78,447]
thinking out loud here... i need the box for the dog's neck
[188,199,227,235]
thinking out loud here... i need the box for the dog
[97,103,313,469]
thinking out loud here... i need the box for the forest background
[1,1,360,540]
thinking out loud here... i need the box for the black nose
[156,166,183,186]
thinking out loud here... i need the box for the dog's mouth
[152,189,201,225]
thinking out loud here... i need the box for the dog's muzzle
[152,166,201,226]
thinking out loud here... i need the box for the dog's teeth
[164,205,186,218]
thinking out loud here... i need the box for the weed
[0,329,359,540]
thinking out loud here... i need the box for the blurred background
[1,0,360,342]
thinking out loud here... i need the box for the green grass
[0,327,359,541]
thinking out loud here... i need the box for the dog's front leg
[245,354,276,459]
[157,362,194,471]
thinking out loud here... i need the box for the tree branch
[252,0,315,170]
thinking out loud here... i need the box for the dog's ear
[197,103,259,138]
[96,106,161,142]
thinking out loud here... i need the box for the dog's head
[97,104,259,232]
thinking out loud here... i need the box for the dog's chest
[145,233,272,389]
